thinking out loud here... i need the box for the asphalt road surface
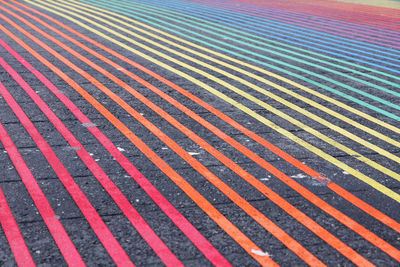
[0,0,399,266]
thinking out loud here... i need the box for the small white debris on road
[251,249,270,257]
[291,173,307,179]
[82,123,97,127]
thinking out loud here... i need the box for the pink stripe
[201,0,400,42]
[0,177,35,267]
[0,80,133,266]
[0,31,229,266]
[0,123,84,266]
[190,0,400,49]
[193,0,400,39]
[231,0,400,31]
[239,0,400,24]
[0,43,182,267]
[265,2,400,29]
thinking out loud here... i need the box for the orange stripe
[85,21,398,235]
[0,10,279,267]
[4,1,399,263]
[0,66,133,266]
[3,6,372,265]
[10,1,398,239]
[4,2,399,264]
[10,0,398,241]
[0,9,321,266]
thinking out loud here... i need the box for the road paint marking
[0,19,230,266]
[0,122,84,266]
[34,0,400,206]
[0,181,35,267]
[0,39,187,267]
[11,7,400,257]
[4,0,400,264]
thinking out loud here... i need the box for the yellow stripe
[66,0,400,140]
[44,1,400,177]
[42,0,400,179]
[28,0,400,202]
[63,0,400,157]
[332,0,400,9]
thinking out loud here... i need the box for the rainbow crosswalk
[0,0,399,265]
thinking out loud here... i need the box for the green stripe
[82,0,400,121]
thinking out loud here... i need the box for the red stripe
[0,38,230,266]
[0,44,182,267]
[232,0,400,31]
[12,0,399,243]
[0,123,84,265]
[0,175,35,267]
[0,81,134,266]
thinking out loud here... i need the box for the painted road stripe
[0,166,35,267]
[235,0,400,30]
[179,0,400,64]
[0,44,183,267]
[152,0,400,56]
[0,11,325,266]
[89,0,400,89]
[130,0,400,79]
[134,0,400,63]
[0,78,134,266]
[192,0,400,45]
[1,0,399,265]
[29,0,400,203]
[0,11,276,267]
[72,0,400,136]
[13,0,400,243]
[0,122,85,266]
[56,0,400,128]
[2,1,399,264]
[0,26,230,267]
[331,0,400,10]
[35,0,400,126]
[109,0,400,103]
[64,0,400,161]
[77,0,400,125]
[4,3,397,265]
[278,0,400,18]
[141,0,400,52]
[0,6,371,265]
[202,0,400,40]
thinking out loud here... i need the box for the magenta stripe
[0,119,85,266]
[0,176,35,267]
[189,0,400,48]
[0,75,134,266]
[0,33,230,266]
[0,45,183,266]
[229,0,400,31]
[219,2,400,41]
[236,0,400,25]
[192,0,400,38]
